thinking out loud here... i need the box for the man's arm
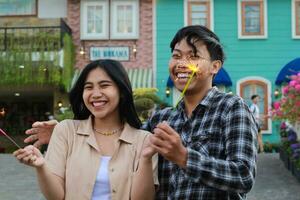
[24,120,58,148]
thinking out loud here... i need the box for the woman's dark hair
[69,59,142,129]
[170,25,225,64]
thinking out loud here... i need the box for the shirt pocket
[190,131,211,157]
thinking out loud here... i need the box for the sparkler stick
[0,128,22,149]
[174,63,199,109]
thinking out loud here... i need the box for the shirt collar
[177,87,218,111]
[76,116,135,144]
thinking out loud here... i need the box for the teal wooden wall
[155,0,300,143]
[156,0,184,102]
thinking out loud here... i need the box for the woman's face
[82,67,120,121]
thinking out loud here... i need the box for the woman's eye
[84,85,92,89]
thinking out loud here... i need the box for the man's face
[169,39,221,94]
[253,96,260,104]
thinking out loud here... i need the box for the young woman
[14,59,158,200]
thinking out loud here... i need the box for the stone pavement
[248,153,300,200]
[0,154,44,200]
[1,153,300,200]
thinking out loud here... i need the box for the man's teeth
[177,73,189,78]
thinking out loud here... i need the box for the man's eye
[172,54,180,59]
[190,55,200,60]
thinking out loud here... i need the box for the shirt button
[111,168,114,172]
[112,189,117,193]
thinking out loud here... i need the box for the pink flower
[273,101,281,110]
[296,101,300,107]
[282,86,289,95]
[295,84,300,92]
[289,80,297,87]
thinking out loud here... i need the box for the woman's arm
[131,136,156,200]
[13,145,65,200]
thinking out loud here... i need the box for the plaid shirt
[143,87,257,200]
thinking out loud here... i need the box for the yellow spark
[186,63,199,73]
[174,70,196,109]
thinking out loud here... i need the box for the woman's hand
[13,145,45,168]
[142,135,157,160]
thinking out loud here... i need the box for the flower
[271,72,300,123]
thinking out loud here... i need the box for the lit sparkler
[0,128,22,149]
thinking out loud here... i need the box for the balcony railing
[0,19,74,90]
[0,19,72,51]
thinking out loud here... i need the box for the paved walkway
[0,154,44,200]
[248,153,300,200]
[0,153,300,200]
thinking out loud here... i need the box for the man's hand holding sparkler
[24,120,58,148]
[13,145,44,168]
[149,121,187,168]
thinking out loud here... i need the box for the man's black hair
[69,59,142,129]
[251,94,259,100]
[170,25,225,64]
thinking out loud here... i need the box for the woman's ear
[210,60,222,75]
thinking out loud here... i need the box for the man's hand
[24,120,58,148]
[149,121,188,168]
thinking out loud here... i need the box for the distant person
[14,59,158,200]
[250,94,264,153]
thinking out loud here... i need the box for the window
[237,78,272,133]
[0,0,37,16]
[81,1,109,40]
[292,0,300,38]
[80,0,139,40]
[186,0,213,30]
[238,0,267,39]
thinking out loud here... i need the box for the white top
[91,156,112,200]
[250,103,260,121]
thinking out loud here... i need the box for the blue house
[154,0,300,143]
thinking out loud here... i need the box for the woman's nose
[91,88,103,98]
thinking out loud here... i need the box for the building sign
[90,47,130,61]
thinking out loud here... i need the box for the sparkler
[174,63,200,109]
[0,128,22,149]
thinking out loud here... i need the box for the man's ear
[210,60,222,75]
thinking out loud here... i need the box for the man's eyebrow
[173,49,195,53]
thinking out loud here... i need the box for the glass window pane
[192,12,207,18]
[192,18,207,26]
[244,4,261,33]
[192,5,206,12]
[86,5,103,34]
[0,0,36,16]
[116,4,133,33]
[189,3,208,27]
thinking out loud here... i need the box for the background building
[0,0,72,135]
[154,0,300,143]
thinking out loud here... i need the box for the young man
[250,94,264,153]
[25,25,257,199]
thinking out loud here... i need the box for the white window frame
[110,0,139,39]
[184,0,214,31]
[292,0,300,39]
[236,76,272,134]
[238,0,268,39]
[80,0,109,40]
